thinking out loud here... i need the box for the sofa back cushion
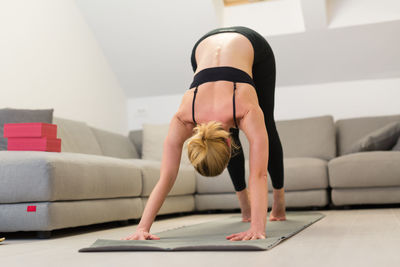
[239,115,336,161]
[141,123,191,165]
[336,114,400,156]
[91,127,139,159]
[53,117,103,155]
[129,130,143,158]
[0,108,54,150]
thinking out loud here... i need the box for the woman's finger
[226,233,238,239]
[250,235,258,240]
[150,234,160,240]
[231,234,246,241]
[243,234,252,241]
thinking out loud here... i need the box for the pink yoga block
[3,122,57,138]
[7,137,61,152]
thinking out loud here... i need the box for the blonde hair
[187,121,240,177]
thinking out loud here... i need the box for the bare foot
[269,209,286,221]
[269,188,286,221]
[241,208,251,222]
[236,189,251,222]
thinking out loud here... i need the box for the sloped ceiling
[76,0,400,97]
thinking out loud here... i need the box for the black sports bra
[189,66,256,129]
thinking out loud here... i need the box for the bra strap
[192,86,199,125]
[233,82,239,129]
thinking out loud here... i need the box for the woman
[123,26,286,242]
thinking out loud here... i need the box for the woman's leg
[251,35,286,221]
[252,52,285,190]
[227,128,246,191]
[227,128,251,222]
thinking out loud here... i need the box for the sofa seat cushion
[125,159,196,197]
[279,157,329,191]
[0,151,142,204]
[328,151,400,188]
[196,157,329,194]
[194,189,329,210]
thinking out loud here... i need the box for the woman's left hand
[226,228,266,241]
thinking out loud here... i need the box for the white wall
[223,0,305,35]
[76,0,221,98]
[276,78,400,120]
[127,77,400,130]
[0,0,128,135]
[328,0,400,28]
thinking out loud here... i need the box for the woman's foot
[236,189,251,222]
[241,207,251,222]
[269,188,286,221]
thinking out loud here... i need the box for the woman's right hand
[121,229,160,240]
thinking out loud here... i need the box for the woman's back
[178,32,259,131]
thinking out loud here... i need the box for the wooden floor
[1,208,400,267]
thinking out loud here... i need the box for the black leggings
[190,26,284,191]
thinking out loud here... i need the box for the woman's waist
[190,66,255,89]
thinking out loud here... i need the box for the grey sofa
[329,114,400,205]
[0,114,399,237]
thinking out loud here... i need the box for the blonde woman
[123,26,286,241]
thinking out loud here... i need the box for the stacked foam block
[3,122,61,152]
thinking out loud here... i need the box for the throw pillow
[347,121,400,154]
[0,108,54,150]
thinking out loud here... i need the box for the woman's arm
[123,113,193,239]
[226,105,269,241]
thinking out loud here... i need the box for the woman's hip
[191,26,274,71]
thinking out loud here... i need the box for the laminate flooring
[1,208,400,267]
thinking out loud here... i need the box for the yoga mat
[79,212,324,252]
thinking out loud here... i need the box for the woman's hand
[121,229,160,241]
[226,228,266,241]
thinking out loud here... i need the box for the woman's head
[187,121,238,177]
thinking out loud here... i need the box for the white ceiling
[76,0,400,97]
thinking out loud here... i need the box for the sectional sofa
[0,114,399,238]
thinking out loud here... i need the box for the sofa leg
[37,231,51,239]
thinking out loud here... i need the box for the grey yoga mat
[79,212,325,252]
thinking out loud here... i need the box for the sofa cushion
[91,127,139,159]
[328,151,400,188]
[0,108,53,151]
[347,121,400,154]
[195,190,329,210]
[141,123,191,165]
[335,114,400,156]
[237,115,335,161]
[196,157,329,193]
[125,159,196,197]
[53,117,103,155]
[0,151,142,203]
[0,198,143,232]
[331,187,400,206]
[128,130,143,157]
[391,136,400,151]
